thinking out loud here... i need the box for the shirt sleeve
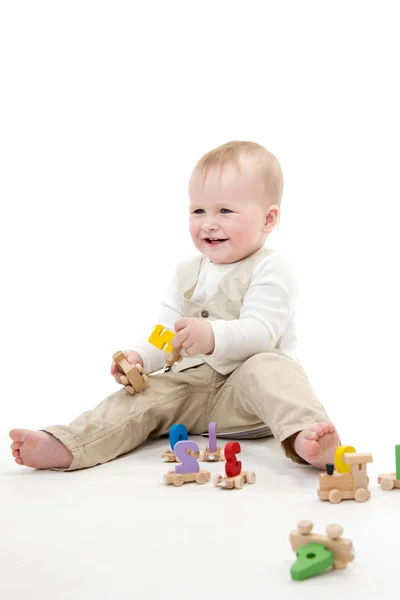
[208,253,298,362]
[131,268,184,374]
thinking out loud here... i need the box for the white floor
[0,433,398,599]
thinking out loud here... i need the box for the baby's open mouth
[204,238,228,245]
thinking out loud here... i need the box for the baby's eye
[220,208,232,214]
[192,209,204,214]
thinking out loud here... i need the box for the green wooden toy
[291,542,333,581]
[378,444,400,490]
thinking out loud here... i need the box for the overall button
[200,310,209,318]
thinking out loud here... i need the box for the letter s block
[148,324,175,353]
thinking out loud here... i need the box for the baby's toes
[319,423,332,435]
[12,450,20,458]
[305,431,319,441]
[10,441,21,451]
[305,439,320,457]
[15,457,23,465]
[311,424,325,437]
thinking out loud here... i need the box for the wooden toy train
[318,445,373,503]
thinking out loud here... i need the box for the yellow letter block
[335,445,356,473]
[148,324,175,353]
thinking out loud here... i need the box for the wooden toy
[164,441,210,486]
[213,441,256,489]
[290,520,354,580]
[212,471,256,489]
[162,451,181,463]
[199,422,225,462]
[164,470,210,486]
[112,351,148,395]
[318,445,373,503]
[291,543,333,581]
[378,444,400,490]
[162,423,199,462]
[148,324,183,368]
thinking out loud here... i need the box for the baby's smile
[204,237,228,246]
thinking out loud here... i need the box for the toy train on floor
[318,445,373,503]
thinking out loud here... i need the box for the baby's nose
[203,220,218,231]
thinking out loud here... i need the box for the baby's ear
[264,205,280,231]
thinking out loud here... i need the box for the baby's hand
[110,350,144,383]
[173,318,215,356]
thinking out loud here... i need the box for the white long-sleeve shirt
[133,251,300,375]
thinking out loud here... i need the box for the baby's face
[189,159,276,264]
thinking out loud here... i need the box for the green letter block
[291,542,333,581]
[395,445,400,480]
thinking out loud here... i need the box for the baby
[10,141,339,471]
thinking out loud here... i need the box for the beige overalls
[44,249,331,470]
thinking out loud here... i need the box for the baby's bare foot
[294,423,340,470]
[9,429,73,469]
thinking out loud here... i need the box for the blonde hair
[192,140,284,206]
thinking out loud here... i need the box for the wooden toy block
[148,324,175,352]
[318,449,373,503]
[291,543,333,581]
[164,347,184,367]
[212,471,256,489]
[378,444,400,490]
[290,520,354,573]
[199,446,225,462]
[164,440,205,485]
[335,445,356,473]
[199,422,224,461]
[343,452,373,465]
[162,450,179,463]
[148,324,183,368]
[213,441,256,489]
[112,351,148,395]
[164,469,210,486]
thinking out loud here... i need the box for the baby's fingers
[173,330,188,349]
[110,361,118,375]
[113,372,123,384]
[111,362,122,383]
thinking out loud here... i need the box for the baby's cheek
[231,224,248,241]
[188,223,200,242]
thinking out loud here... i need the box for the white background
[1,2,400,465]
[2,3,400,599]
[0,0,400,444]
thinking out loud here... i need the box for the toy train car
[318,452,373,503]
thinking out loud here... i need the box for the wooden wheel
[234,475,245,489]
[354,488,369,502]
[381,476,395,491]
[328,489,342,503]
[172,473,184,487]
[245,471,256,484]
[213,474,222,487]
[196,471,208,485]
[326,524,343,540]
